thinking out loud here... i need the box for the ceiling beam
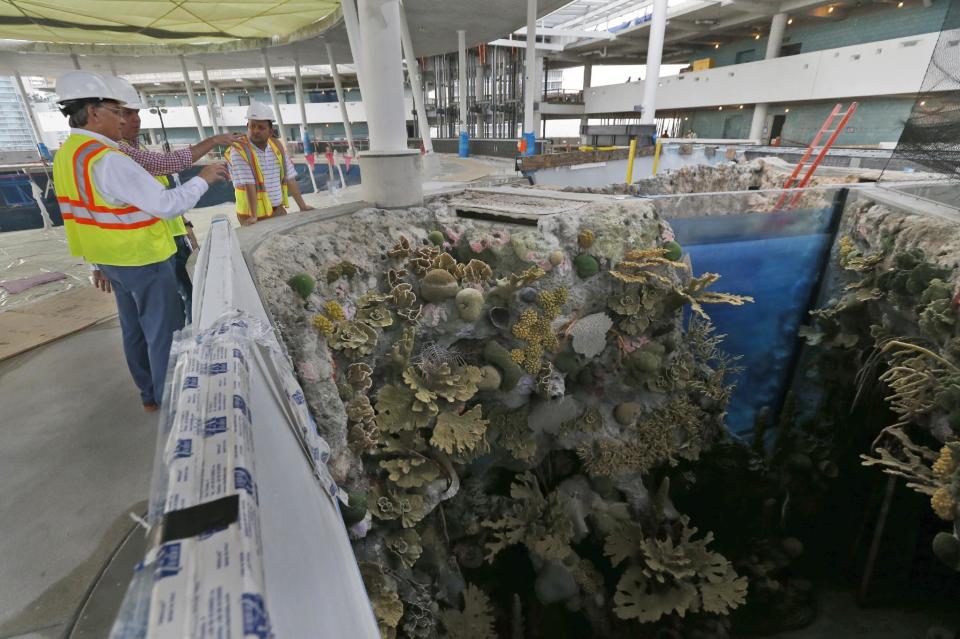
[514,26,616,40]
[489,39,566,51]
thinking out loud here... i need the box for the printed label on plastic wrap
[148,521,271,639]
[162,338,254,514]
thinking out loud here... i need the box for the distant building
[0,76,37,151]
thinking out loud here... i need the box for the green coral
[386,528,424,569]
[483,341,524,391]
[624,341,666,389]
[370,485,428,528]
[920,298,957,344]
[360,563,403,639]
[326,261,359,283]
[574,253,600,279]
[608,517,748,623]
[663,240,683,261]
[287,273,315,298]
[428,230,445,246]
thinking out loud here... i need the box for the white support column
[340,0,369,100]
[580,63,592,133]
[13,72,44,152]
[293,56,319,193]
[325,42,357,159]
[214,86,224,108]
[200,64,219,135]
[457,29,469,156]
[179,55,206,141]
[357,0,422,207]
[522,0,537,153]
[70,53,81,70]
[749,12,788,142]
[399,3,433,155]
[261,48,290,144]
[640,0,667,126]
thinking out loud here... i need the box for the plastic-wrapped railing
[110,215,379,638]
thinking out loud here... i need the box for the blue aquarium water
[667,209,837,434]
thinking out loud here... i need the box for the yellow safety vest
[53,133,175,267]
[225,138,289,218]
[152,173,188,237]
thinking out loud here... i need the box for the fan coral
[438,584,496,639]
[570,313,613,359]
[431,405,490,460]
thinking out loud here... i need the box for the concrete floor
[0,318,154,639]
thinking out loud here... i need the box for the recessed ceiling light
[719,106,723,110]
[785,108,791,113]
[897,1,904,6]
[788,18,794,25]
[828,5,835,13]
[739,105,744,109]
[714,43,720,49]
[755,34,761,40]
[921,100,927,105]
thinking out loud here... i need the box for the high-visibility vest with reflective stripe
[53,133,175,267]
[225,138,289,218]
[152,172,188,237]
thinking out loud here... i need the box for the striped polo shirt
[228,140,297,207]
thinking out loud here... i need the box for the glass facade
[0,77,35,151]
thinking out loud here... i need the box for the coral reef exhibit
[250,163,960,638]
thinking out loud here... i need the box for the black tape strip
[161,494,240,543]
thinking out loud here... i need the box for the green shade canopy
[0,0,341,45]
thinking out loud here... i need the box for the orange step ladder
[773,102,859,210]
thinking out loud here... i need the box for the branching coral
[438,584,497,639]
[431,406,490,460]
[578,398,707,476]
[607,517,747,623]
[483,472,575,563]
[489,266,546,302]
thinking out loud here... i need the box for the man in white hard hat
[52,70,229,411]
[101,75,241,323]
[224,100,313,225]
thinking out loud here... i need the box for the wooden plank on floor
[0,287,117,361]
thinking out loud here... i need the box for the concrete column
[13,71,46,156]
[357,0,422,207]
[70,53,81,70]
[325,42,357,158]
[457,29,469,156]
[522,0,537,154]
[261,48,290,143]
[340,0,369,100]
[475,51,485,137]
[399,3,433,154]
[294,56,309,144]
[640,0,668,125]
[749,12,788,142]
[580,63,592,132]
[214,85,224,107]
[200,64,219,135]
[179,55,206,141]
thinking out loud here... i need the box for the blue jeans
[173,234,194,324]
[100,255,184,405]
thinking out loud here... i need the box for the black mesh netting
[881,0,960,179]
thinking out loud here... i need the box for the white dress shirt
[74,128,209,220]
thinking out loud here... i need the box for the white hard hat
[104,75,145,110]
[56,70,124,104]
[246,101,275,121]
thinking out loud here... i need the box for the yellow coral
[313,314,335,336]
[578,229,596,249]
[324,301,346,321]
[933,445,958,481]
[510,349,525,364]
[512,308,558,372]
[838,236,856,264]
[932,486,957,521]
[538,287,569,320]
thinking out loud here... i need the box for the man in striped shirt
[225,101,313,225]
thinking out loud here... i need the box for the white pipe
[261,48,289,143]
[523,0,537,134]
[458,30,468,135]
[357,0,408,152]
[640,0,667,125]
[339,0,369,101]
[749,12,788,141]
[399,2,433,153]
[200,64,219,135]
[325,42,357,158]
[179,55,206,140]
